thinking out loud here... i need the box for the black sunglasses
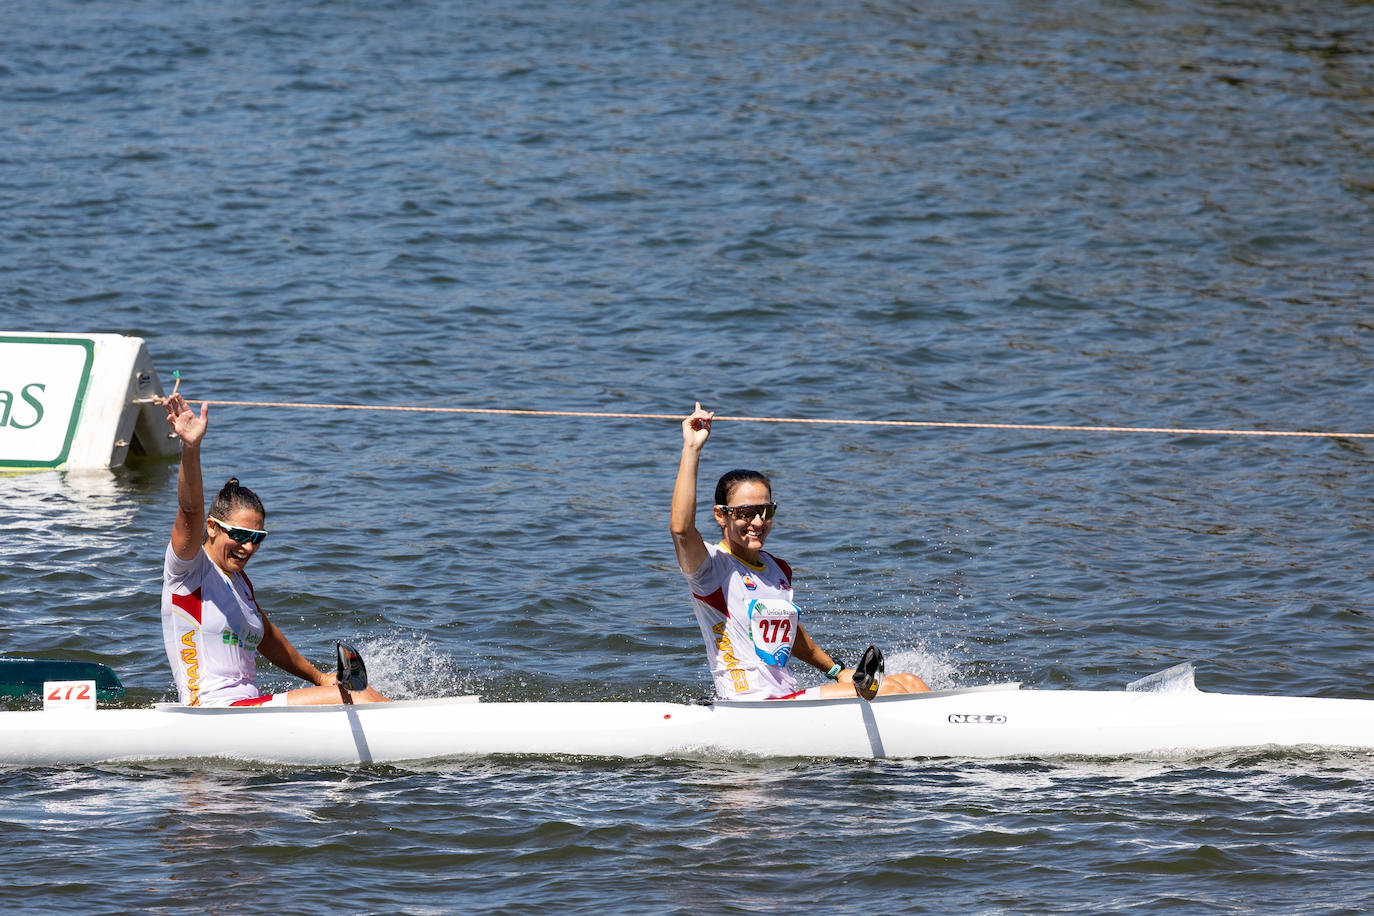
[716,503,777,522]
[209,516,268,545]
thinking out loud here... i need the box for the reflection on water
[153,771,278,910]
[1,470,130,545]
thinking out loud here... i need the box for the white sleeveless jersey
[161,543,266,706]
[684,541,800,699]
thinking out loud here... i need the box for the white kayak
[4,668,1373,766]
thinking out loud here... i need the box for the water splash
[350,631,473,700]
[885,644,962,691]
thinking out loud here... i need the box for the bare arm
[257,615,332,687]
[792,624,843,674]
[166,393,209,562]
[670,402,715,576]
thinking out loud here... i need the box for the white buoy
[0,332,181,471]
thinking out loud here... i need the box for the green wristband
[825,664,842,680]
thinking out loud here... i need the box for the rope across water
[185,399,1373,440]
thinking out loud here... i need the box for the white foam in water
[885,645,961,691]
[351,632,471,700]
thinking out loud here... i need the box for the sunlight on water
[2,0,1372,912]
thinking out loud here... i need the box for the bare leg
[285,684,390,706]
[877,673,930,695]
[815,672,929,698]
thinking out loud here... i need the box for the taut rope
[173,399,1371,440]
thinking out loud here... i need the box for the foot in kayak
[280,642,389,706]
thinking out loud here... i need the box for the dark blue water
[3,0,1373,913]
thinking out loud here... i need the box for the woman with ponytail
[671,402,930,700]
[161,392,388,707]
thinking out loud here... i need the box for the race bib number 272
[747,598,797,666]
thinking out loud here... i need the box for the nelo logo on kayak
[948,714,1007,725]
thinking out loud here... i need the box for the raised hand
[682,401,714,451]
[165,392,209,448]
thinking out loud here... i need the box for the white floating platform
[0,332,180,471]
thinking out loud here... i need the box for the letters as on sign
[0,336,94,468]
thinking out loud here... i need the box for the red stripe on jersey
[769,549,802,590]
[694,586,729,616]
[239,571,262,612]
[229,695,275,707]
[171,587,203,624]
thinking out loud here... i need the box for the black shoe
[853,644,884,701]
[336,641,369,692]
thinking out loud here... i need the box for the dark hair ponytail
[714,469,772,507]
[208,477,265,523]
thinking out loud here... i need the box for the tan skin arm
[794,624,861,685]
[670,402,715,577]
[791,624,847,678]
[258,615,332,687]
[166,393,209,562]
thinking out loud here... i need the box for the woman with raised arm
[670,402,929,700]
[161,392,388,707]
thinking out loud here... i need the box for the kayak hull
[4,684,1374,765]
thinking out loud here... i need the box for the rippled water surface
[2,0,1373,913]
